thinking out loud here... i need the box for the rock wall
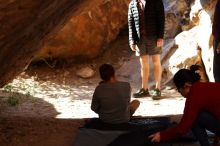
[162,0,217,84]
[0,0,217,87]
[0,0,86,87]
[35,0,130,60]
[35,0,192,60]
[163,0,191,38]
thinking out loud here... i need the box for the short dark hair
[173,65,201,89]
[99,64,115,81]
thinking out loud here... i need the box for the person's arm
[91,88,100,114]
[128,2,137,49]
[160,100,199,140]
[156,0,165,40]
[150,86,203,142]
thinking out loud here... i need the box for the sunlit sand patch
[1,75,185,119]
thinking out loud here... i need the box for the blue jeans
[191,111,220,146]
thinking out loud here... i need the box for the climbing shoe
[133,88,150,98]
[152,88,161,100]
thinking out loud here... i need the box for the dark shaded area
[0,91,85,146]
[75,117,197,146]
[0,91,60,117]
[0,0,87,87]
[0,117,85,146]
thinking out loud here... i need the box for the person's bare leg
[140,55,149,90]
[130,100,140,116]
[152,54,162,90]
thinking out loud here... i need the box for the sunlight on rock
[168,27,199,76]
[197,11,212,49]
[190,0,203,22]
[197,9,215,82]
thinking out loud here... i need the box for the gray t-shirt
[91,81,131,124]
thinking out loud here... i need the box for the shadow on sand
[0,91,85,146]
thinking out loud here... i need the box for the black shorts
[136,37,162,56]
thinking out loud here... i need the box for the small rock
[76,66,95,79]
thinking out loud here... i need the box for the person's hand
[157,38,164,47]
[149,132,161,142]
[130,44,136,51]
[217,42,220,54]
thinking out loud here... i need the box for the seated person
[91,64,140,125]
[149,65,220,146]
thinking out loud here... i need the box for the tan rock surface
[162,0,218,83]
[36,0,130,60]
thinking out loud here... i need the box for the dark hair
[99,64,115,81]
[173,65,201,89]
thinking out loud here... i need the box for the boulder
[35,0,193,59]
[76,66,95,79]
[189,0,217,81]
[0,0,85,87]
[162,27,201,84]
[162,0,217,84]
[35,0,130,60]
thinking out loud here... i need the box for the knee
[140,61,148,69]
[152,59,161,67]
[130,100,140,108]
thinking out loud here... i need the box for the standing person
[128,0,165,98]
[91,64,140,124]
[213,0,220,82]
[149,65,220,146]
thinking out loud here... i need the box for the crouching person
[149,65,220,146]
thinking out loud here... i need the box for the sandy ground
[0,30,187,146]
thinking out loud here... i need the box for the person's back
[188,81,220,119]
[92,81,131,124]
[91,64,139,124]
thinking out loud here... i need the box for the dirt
[0,30,184,146]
